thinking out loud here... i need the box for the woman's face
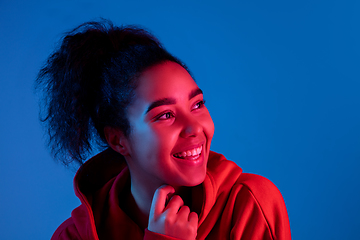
[123,61,214,189]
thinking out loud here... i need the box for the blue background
[1,0,359,239]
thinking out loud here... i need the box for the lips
[173,145,202,159]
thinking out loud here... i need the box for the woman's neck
[124,186,150,230]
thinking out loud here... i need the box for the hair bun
[36,19,185,166]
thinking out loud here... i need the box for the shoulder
[206,152,291,239]
[51,217,82,240]
[234,173,288,219]
[233,172,288,217]
[236,173,283,201]
[232,173,291,239]
[207,151,283,203]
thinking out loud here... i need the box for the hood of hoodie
[71,148,243,239]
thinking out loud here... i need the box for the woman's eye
[193,100,206,110]
[156,112,174,120]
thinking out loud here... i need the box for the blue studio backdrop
[0,0,359,239]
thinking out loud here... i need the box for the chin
[183,170,207,187]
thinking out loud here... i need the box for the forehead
[135,61,198,101]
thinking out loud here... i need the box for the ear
[104,126,130,156]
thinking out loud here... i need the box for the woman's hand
[148,185,198,240]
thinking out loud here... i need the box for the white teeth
[174,146,203,158]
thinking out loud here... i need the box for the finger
[176,205,190,220]
[188,211,199,226]
[164,195,184,215]
[149,185,175,218]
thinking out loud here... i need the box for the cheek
[153,125,180,153]
[202,110,215,140]
[131,124,178,159]
[129,125,158,160]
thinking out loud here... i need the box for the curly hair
[35,19,187,166]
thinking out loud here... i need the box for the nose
[179,114,203,138]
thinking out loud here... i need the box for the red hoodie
[51,149,291,240]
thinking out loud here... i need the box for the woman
[36,20,291,240]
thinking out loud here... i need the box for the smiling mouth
[173,146,203,159]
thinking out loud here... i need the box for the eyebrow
[189,88,203,100]
[145,88,203,114]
